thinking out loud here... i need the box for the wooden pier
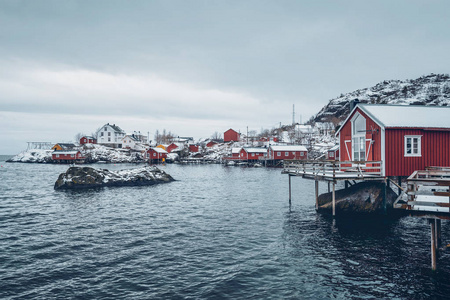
[284,160,450,270]
[395,167,450,270]
[283,160,386,216]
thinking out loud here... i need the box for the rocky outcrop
[314,73,450,123]
[54,166,174,190]
[317,181,399,216]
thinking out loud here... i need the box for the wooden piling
[332,181,336,217]
[430,219,437,271]
[382,178,387,215]
[436,219,442,250]
[328,182,330,193]
[288,175,292,206]
[315,180,319,211]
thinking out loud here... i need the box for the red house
[327,145,339,160]
[79,136,97,145]
[189,144,199,152]
[52,151,84,163]
[231,147,241,159]
[206,141,218,148]
[147,147,168,163]
[268,145,308,160]
[166,143,179,153]
[336,104,450,177]
[239,148,267,161]
[224,129,240,142]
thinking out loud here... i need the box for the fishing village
[7,95,450,271]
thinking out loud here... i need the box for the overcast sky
[1,0,449,154]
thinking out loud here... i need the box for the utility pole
[292,104,295,125]
[246,126,248,145]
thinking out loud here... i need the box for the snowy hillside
[314,73,450,123]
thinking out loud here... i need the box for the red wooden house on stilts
[336,104,450,177]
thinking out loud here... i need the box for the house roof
[54,143,77,150]
[328,145,339,151]
[123,135,139,141]
[359,104,450,129]
[270,145,307,151]
[150,147,168,154]
[53,150,80,155]
[99,123,125,134]
[231,147,241,154]
[81,136,96,140]
[243,147,267,153]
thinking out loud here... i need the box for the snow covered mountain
[314,73,450,123]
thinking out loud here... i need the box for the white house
[97,123,126,148]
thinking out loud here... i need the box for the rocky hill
[314,73,450,123]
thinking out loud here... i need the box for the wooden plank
[407,201,450,208]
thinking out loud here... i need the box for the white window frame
[351,112,366,162]
[329,152,334,158]
[285,152,289,156]
[277,152,281,157]
[404,135,422,157]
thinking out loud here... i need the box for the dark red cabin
[147,148,168,163]
[224,129,240,142]
[166,143,179,153]
[79,136,97,145]
[268,145,308,160]
[52,151,84,163]
[189,144,199,152]
[336,104,450,177]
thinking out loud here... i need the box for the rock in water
[54,166,174,190]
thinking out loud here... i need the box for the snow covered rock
[315,73,450,123]
[54,166,174,190]
[7,149,53,163]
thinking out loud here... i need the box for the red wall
[147,149,167,160]
[327,149,339,160]
[206,141,217,147]
[339,107,382,163]
[189,145,199,152]
[80,137,96,145]
[385,129,450,177]
[224,129,239,142]
[167,144,178,153]
[52,152,82,160]
[269,150,307,160]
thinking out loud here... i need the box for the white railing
[283,160,383,178]
[406,168,450,213]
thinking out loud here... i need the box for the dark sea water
[1,155,450,299]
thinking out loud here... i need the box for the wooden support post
[397,176,402,196]
[436,219,442,250]
[430,219,437,271]
[345,180,349,189]
[288,175,292,206]
[328,181,330,193]
[382,178,387,215]
[315,180,319,211]
[332,181,336,217]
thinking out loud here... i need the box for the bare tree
[74,132,85,144]
[211,131,221,141]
